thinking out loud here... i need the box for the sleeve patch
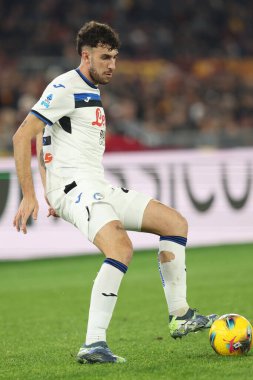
[40,94,54,109]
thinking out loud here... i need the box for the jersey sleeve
[31,79,74,125]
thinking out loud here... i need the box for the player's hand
[47,207,59,218]
[13,196,39,234]
[44,196,59,218]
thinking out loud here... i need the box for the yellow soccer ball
[209,314,252,356]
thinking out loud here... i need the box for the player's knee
[176,212,188,236]
[162,210,188,237]
[116,237,133,265]
[105,223,134,265]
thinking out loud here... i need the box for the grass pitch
[1,244,253,380]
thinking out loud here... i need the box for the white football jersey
[32,69,108,193]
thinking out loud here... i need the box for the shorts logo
[75,192,83,204]
[93,192,104,200]
[44,152,53,163]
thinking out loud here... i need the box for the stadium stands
[1,0,253,154]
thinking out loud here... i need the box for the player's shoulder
[48,70,77,92]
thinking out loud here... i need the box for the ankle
[170,306,190,318]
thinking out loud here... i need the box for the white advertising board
[1,148,253,260]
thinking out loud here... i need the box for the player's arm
[13,113,46,234]
[36,132,58,218]
[36,131,46,189]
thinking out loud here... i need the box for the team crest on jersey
[41,93,53,109]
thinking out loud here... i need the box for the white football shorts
[47,179,152,242]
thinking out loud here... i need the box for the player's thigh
[47,186,120,243]
[141,199,188,236]
[109,187,152,231]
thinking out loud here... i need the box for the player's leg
[48,185,130,362]
[85,216,132,344]
[110,189,218,338]
[141,199,189,317]
[48,185,130,363]
[78,205,133,364]
[108,190,190,320]
[141,199,218,338]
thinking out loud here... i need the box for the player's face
[88,45,118,85]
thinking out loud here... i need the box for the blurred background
[1,0,253,257]
[1,0,253,155]
[1,4,253,376]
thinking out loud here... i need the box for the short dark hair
[76,21,120,56]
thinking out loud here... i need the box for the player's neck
[78,64,96,85]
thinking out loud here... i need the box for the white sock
[85,258,128,345]
[158,236,189,316]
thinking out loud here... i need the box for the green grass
[1,244,253,380]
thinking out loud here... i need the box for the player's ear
[81,48,91,65]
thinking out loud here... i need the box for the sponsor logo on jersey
[44,152,53,163]
[41,94,53,109]
[92,108,106,127]
[84,96,91,102]
[93,192,104,200]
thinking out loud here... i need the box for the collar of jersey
[75,68,98,89]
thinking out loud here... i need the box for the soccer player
[13,21,218,364]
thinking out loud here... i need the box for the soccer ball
[209,314,252,356]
